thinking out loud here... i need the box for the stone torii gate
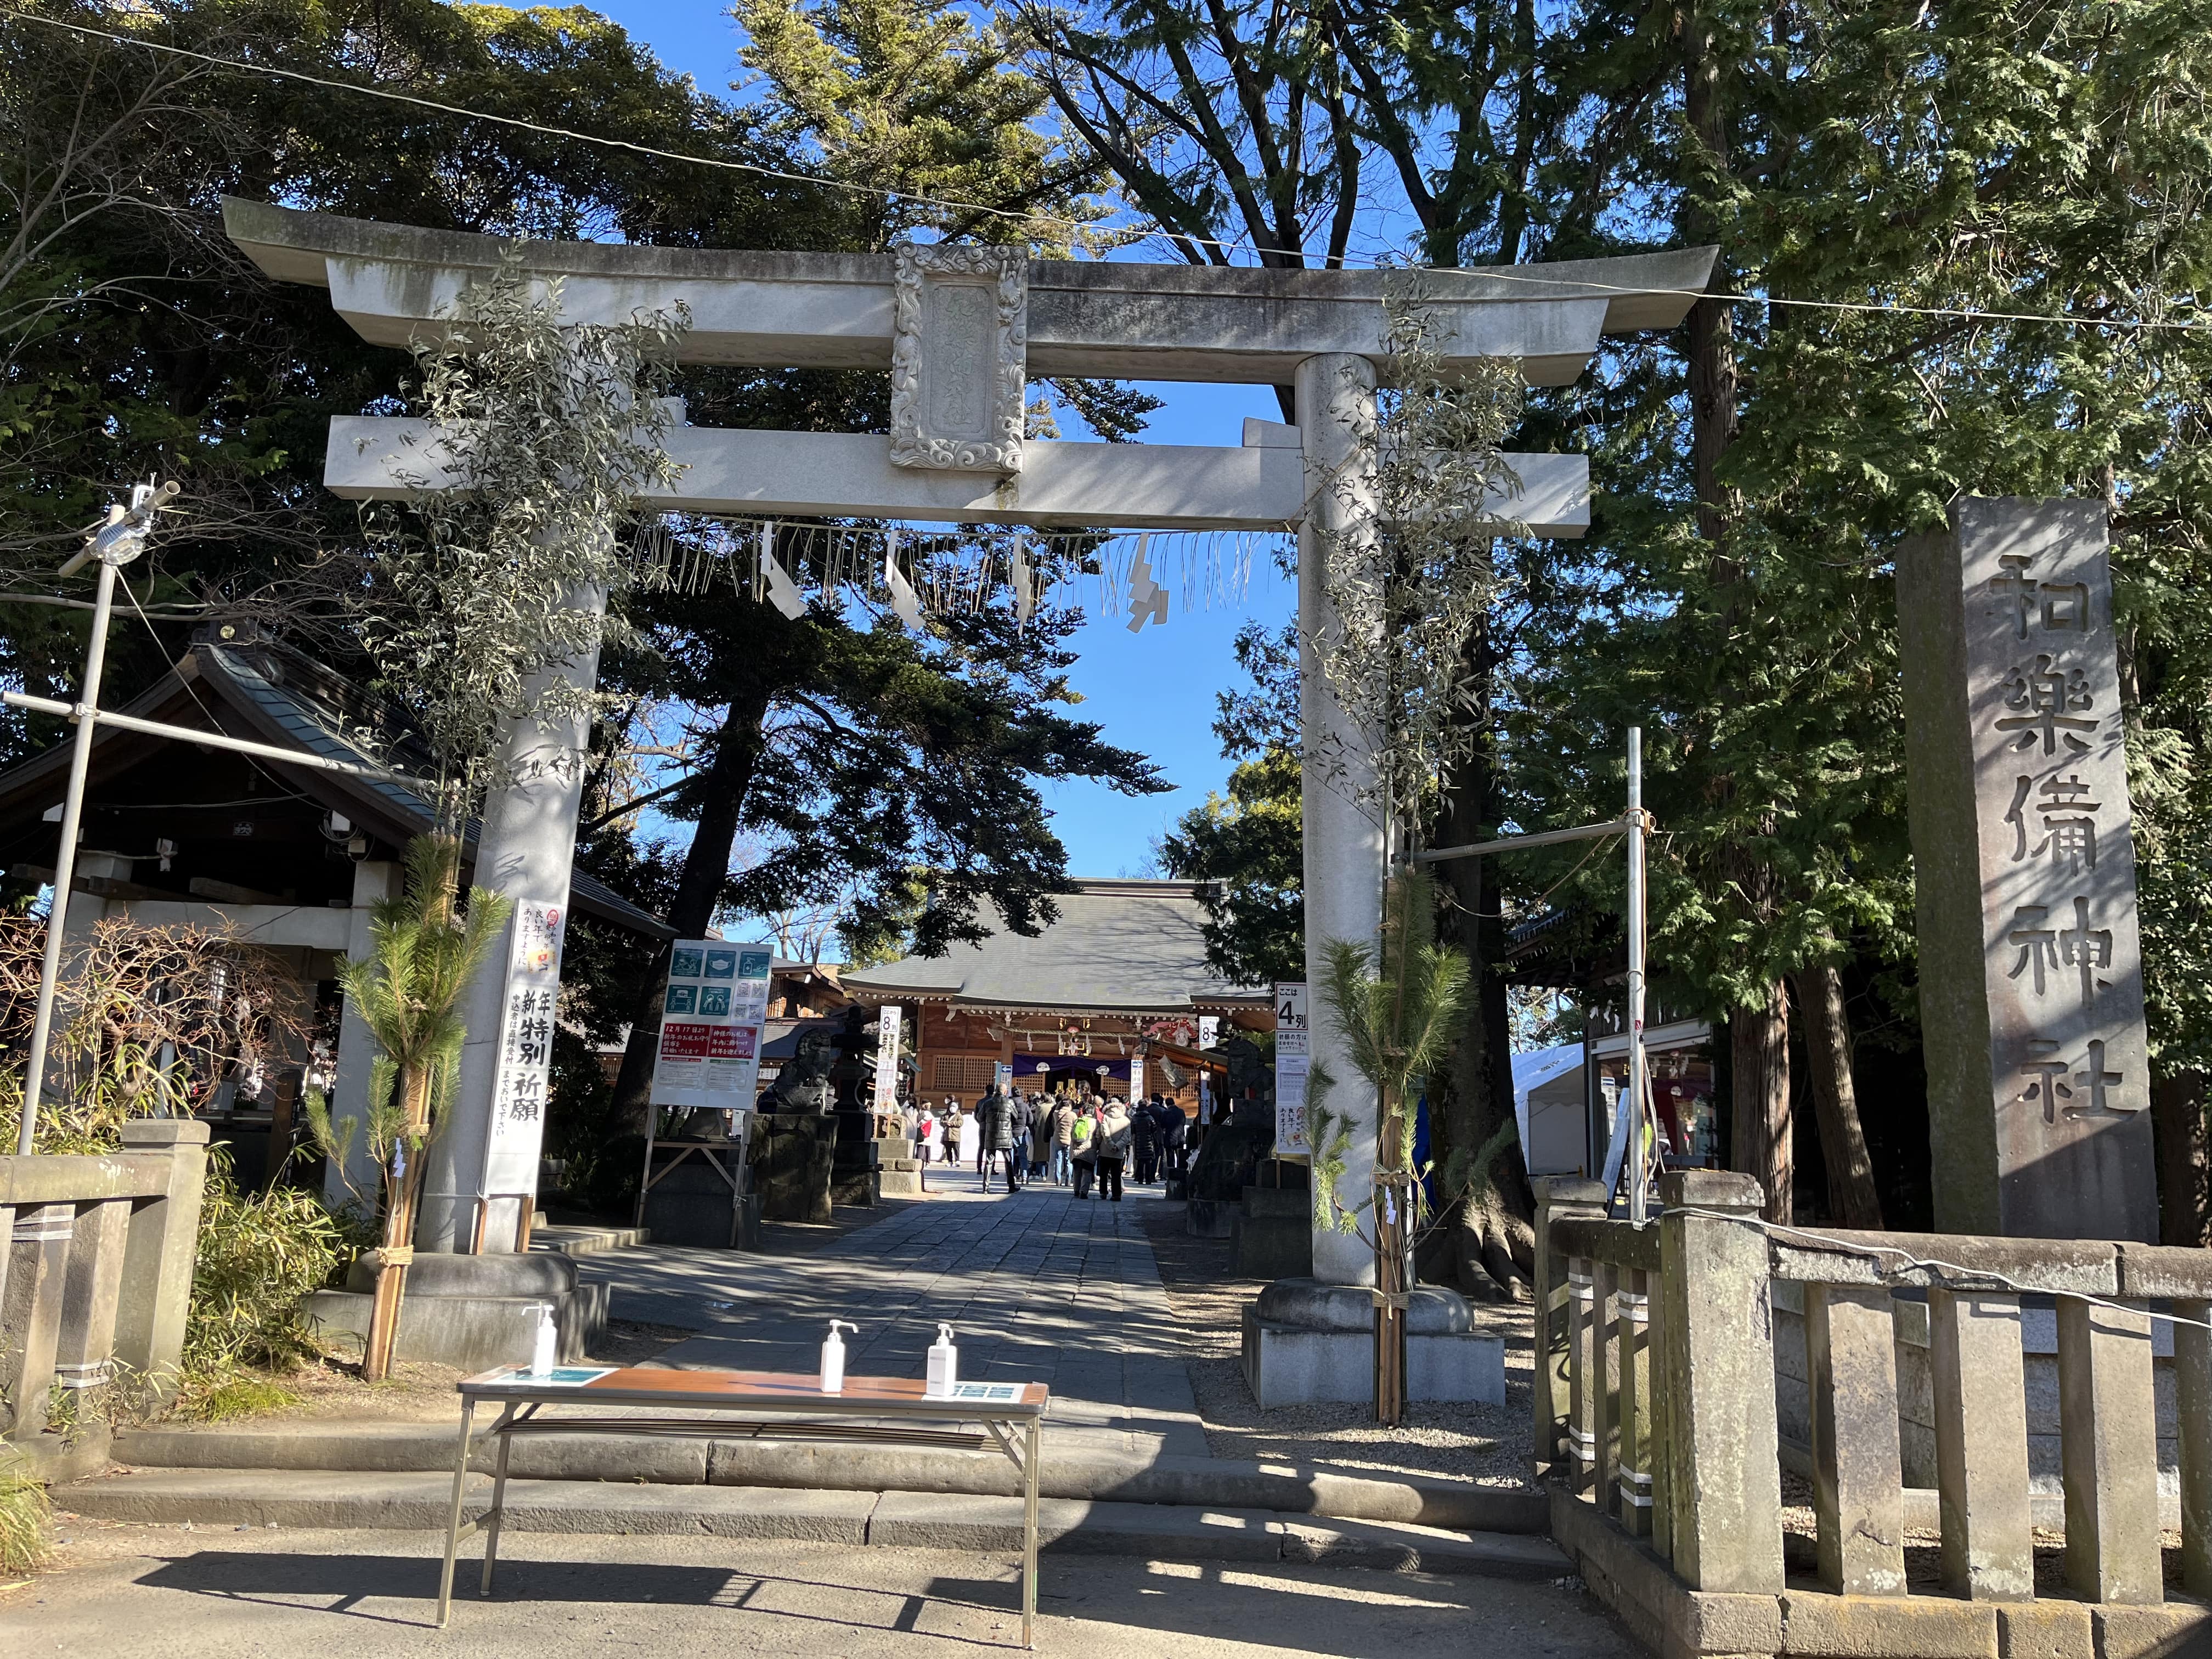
[225,201,1712,1333]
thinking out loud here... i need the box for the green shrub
[184,1148,351,1377]
[174,1374,302,1424]
[0,1463,52,1575]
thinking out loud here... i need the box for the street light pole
[1626,727,1649,1224]
[16,481,174,1154]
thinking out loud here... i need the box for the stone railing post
[1532,1176,1607,1483]
[53,1195,131,1393]
[1929,1289,2033,1601]
[110,1119,211,1388]
[1658,1169,1783,1593]
[2057,1295,2162,1604]
[1,1201,74,1442]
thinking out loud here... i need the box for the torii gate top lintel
[222,198,1717,390]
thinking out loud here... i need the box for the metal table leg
[1022,1416,1040,1649]
[435,1397,475,1629]
[481,1404,518,1595]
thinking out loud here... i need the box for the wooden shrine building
[838,877,1272,1114]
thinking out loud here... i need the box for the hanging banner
[872,1005,902,1113]
[648,941,774,1111]
[1273,982,1310,1157]
[483,901,565,1195]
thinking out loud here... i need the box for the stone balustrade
[1533,1169,2212,1658]
[1,1120,210,1449]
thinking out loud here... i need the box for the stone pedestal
[1898,498,2156,1239]
[830,1110,879,1207]
[1234,1184,1314,1278]
[876,1128,923,1198]
[303,1251,607,1371]
[639,1153,745,1248]
[1240,1277,1503,1409]
[753,1115,836,1223]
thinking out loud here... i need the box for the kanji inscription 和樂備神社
[1899,498,2157,1240]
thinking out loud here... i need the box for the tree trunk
[610,692,774,1128]
[2152,1071,2208,1246]
[1730,979,1792,1223]
[1790,961,1880,1228]
[1435,678,1536,1299]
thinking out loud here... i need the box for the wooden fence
[1536,1169,2212,1658]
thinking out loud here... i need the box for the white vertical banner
[873,1005,902,1113]
[1273,982,1310,1156]
[648,941,774,1112]
[483,901,565,1195]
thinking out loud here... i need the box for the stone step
[109,1421,1545,1534]
[57,1468,1568,1578]
[528,1224,651,1258]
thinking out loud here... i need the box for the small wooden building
[0,625,670,1192]
[838,877,1272,1114]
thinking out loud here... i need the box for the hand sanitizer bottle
[926,1322,958,1398]
[820,1320,857,1393]
[529,1304,558,1377]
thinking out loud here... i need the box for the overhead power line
[4,6,2202,336]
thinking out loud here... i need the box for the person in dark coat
[1005,1091,1032,1192]
[1130,1094,1160,1183]
[1157,1096,1190,1181]
[977,1087,1020,1193]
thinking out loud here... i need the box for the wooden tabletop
[456,1363,1049,1414]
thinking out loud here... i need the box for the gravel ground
[1137,1194,1537,1489]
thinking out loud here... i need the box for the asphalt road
[2,1523,1639,1657]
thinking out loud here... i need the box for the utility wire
[9,7,2207,338]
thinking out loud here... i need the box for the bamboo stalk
[362,1063,433,1382]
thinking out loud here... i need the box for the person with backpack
[1048,1093,1077,1186]
[1070,1098,1099,1198]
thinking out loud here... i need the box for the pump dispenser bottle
[820,1320,857,1393]
[926,1323,958,1398]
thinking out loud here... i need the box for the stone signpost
[1899,497,2157,1241]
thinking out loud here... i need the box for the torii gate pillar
[1296,354,1385,1286]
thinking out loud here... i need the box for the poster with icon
[648,939,774,1111]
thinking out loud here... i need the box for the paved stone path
[577,1170,1210,1459]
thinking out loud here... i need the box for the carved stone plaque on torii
[224,198,1715,1266]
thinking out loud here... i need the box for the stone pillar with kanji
[1899,497,2157,1240]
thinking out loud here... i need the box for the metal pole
[17,556,120,1153]
[1625,727,1648,1224]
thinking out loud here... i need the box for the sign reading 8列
[648,940,773,1112]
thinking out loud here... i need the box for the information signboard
[1273,981,1310,1157]
[873,1005,902,1113]
[648,941,773,1111]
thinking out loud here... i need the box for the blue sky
[592,1,1301,880]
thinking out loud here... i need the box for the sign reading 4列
[648,940,773,1111]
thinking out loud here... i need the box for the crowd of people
[899,1086,1191,1200]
